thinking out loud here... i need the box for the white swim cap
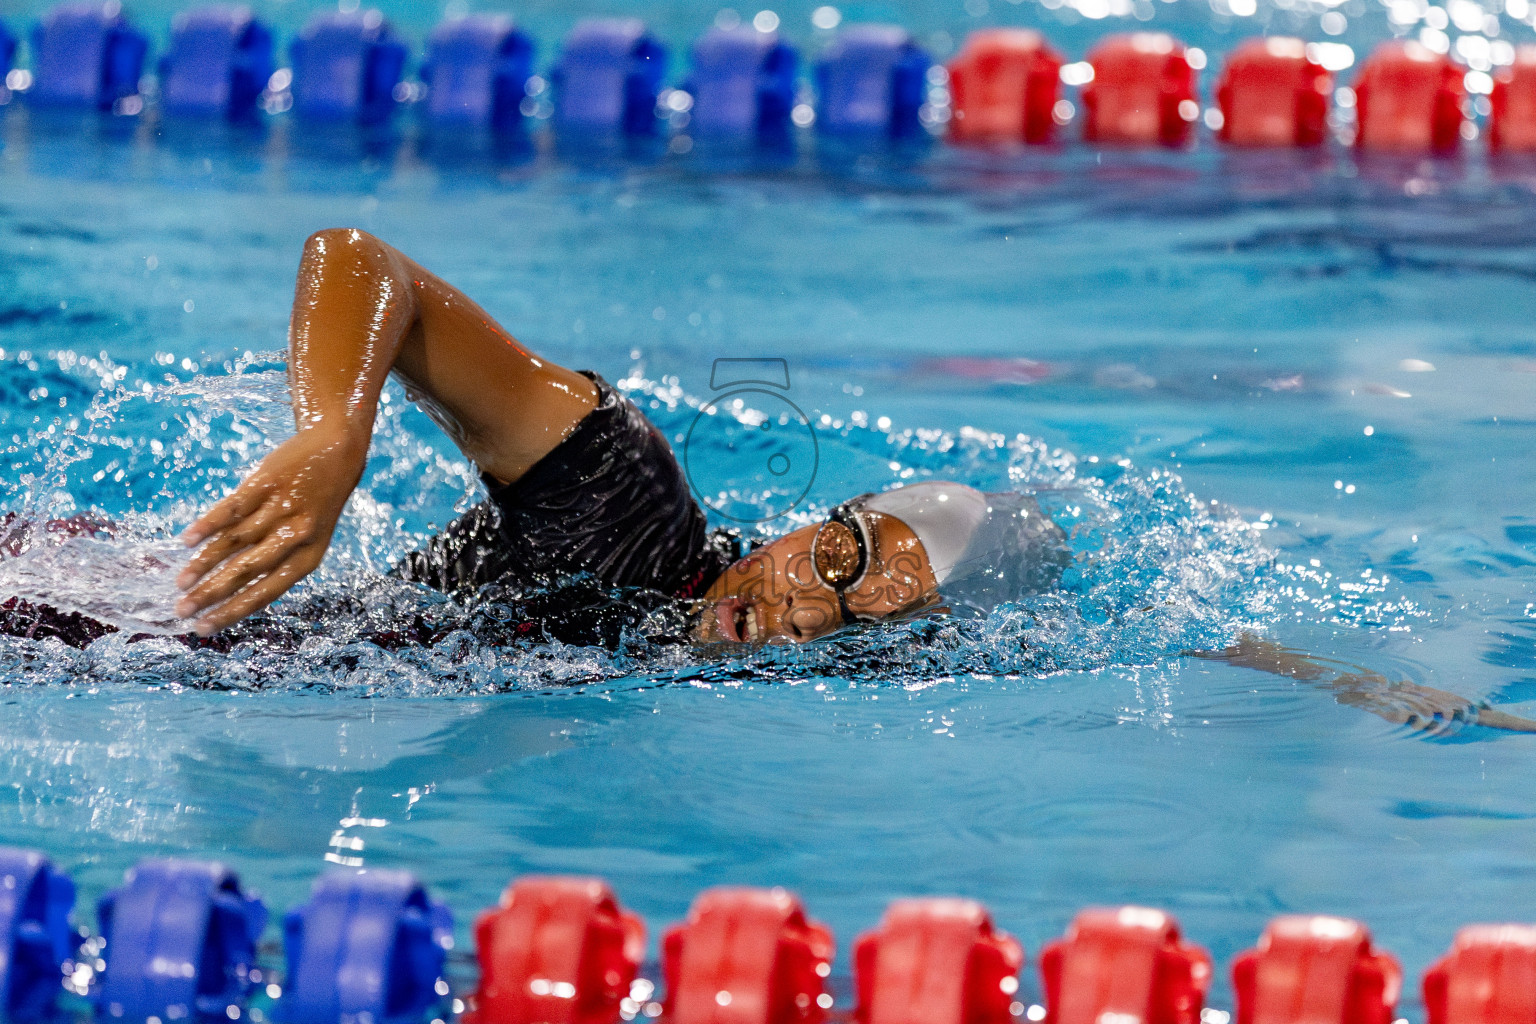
[859,482,989,585]
[856,482,1071,611]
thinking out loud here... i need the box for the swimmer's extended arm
[1192,636,1536,735]
[174,228,597,635]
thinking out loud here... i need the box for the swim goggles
[810,502,876,625]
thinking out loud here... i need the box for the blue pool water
[5,0,1536,1014]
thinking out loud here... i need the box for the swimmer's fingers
[1395,683,1478,724]
[1388,690,1536,734]
[191,552,322,636]
[180,476,275,547]
[1335,680,1481,735]
[176,494,290,591]
[177,519,314,623]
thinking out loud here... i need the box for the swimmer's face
[693,509,939,644]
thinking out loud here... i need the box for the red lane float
[1081,33,1199,147]
[466,876,644,1024]
[1490,45,1536,153]
[853,899,1023,1024]
[1423,924,1536,1024]
[1353,40,1466,153]
[1231,916,1400,1024]
[947,29,1064,146]
[1215,37,1330,148]
[662,887,834,1024]
[1039,906,1211,1024]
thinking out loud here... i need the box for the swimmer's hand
[1330,674,1486,735]
[174,426,367,635]
[1331,675,1536,734]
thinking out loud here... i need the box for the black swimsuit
[0,373,737,650]
[393,372,736,602]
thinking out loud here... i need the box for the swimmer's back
[394,372,736,601]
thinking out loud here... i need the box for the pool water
[5,3,1536,1014]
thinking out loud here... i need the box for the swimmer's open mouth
[714,596,760,643]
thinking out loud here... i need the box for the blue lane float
[27,2,149,111]
[684,25,797,142]
[158,5,274,121]
[815,24,932,139]
[277,869,452,1024]
[419,14,534,133]
[95,859,267,1022]
[0,20,16,80]
[0,849,75,1022]
[288,10,407,125]
[550,18,667,137]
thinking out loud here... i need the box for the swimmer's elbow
[301,228,416,302]
[304,227,391,262]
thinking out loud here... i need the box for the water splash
[0,355,1408,695]
[0,529,194,635]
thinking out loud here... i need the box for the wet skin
[174,228,597,635]
[692,511,940,644]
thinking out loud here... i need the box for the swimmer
[167,228,1065,647]
[4,229,1534,734]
